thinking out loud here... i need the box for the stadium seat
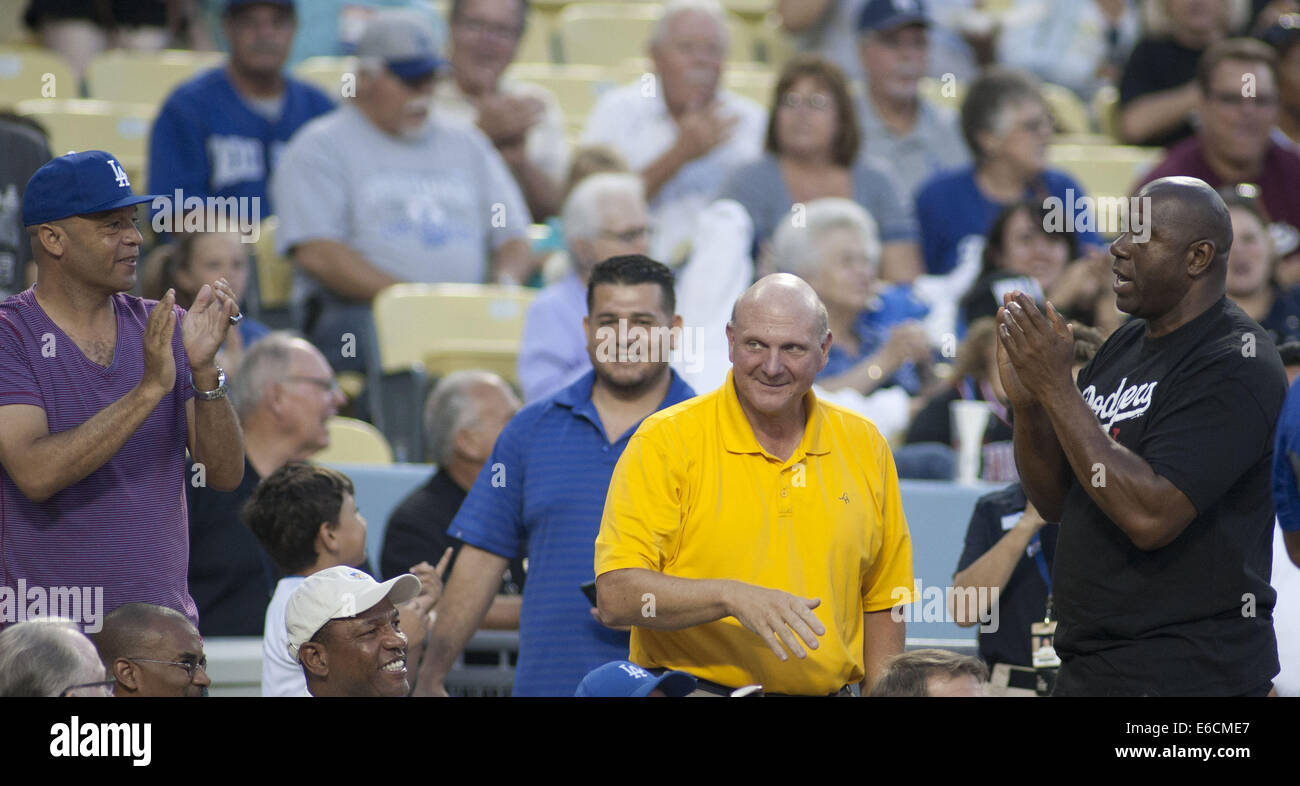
[558,3,661,66]
[292,56,353,101]
[251,215,296,329]
[723,66,776,106]
[367,283,534,461]
[85,49,224,105]
[517,8,557,63]
[751,11,794,66]
[504,62,610,135]
[0,46,78,106]
[1093,83,1121,141]
[1047,143,1163,200]
[314,417,395,465]
[1040,81,1092,135]
[14,98,153,183]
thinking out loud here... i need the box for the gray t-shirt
[856,95,970,202]
[272,103,531,303]
[0,120,51,299]
[719,152,918,246]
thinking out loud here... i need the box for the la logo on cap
[107,158,130,188]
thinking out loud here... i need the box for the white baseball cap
[285,566,422,659]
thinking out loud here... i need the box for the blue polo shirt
[149,67,335,217]
[1273,376,1300,533]
[448,369,696,696]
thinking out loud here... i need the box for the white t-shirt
[580,79,765,263]
[262,575,307,697]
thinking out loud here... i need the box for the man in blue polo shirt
[148,0,335,222]
[413,255,695,697]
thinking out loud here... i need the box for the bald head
[1140,176,1233,272]
[93,603,196,667]
[730,273,829,343]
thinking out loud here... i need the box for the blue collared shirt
[517,272,589,403]
[448,369,697,696]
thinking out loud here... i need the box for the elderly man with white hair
[186,331,348,638]
[382,370,525,629]
[579,0,766,264]
[0,618,112,697]
[517,172,653,402]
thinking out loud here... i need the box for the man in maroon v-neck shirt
[0,150,244,634]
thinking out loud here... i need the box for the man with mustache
[272,8,532,374]
[149,0,335,219]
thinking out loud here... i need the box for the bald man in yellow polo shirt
[595,274,915,696]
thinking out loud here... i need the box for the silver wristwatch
[191,367,228,401]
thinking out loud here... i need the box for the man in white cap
[285,565,422,697]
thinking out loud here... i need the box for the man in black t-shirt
[997,176,1285,696]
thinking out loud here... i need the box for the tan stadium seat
[559,3,662,67]
[292,56,354,101]
[85,49,224,105]
[14,98,153,184]
[314,417,395,465]
[1092,84,1121,142]
[1047,144,1163,200]
[0,46,77,106]
[252,216,293,311]
[505,62,610,135]
[1040,81,1092,135]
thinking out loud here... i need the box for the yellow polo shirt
[594,372,915,695]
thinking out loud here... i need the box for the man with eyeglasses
[1138,37,1300,267]
[580,0,766,264]
[186,331,348,638]
[518,172,653,402]
[272,8,533,376]
[94,603,212,698]
[853,0,969,205]
[434,0,569,220]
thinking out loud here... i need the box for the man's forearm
[596,567,733,629]
[950,518,1039,626]
[1040,385,1195,549]
[490,238,536,285]
[414,545,507,695]
[189,364,244,492]
[1013,403,1070,521]
[481,595,523,630]
[1119,84,1198,144]
[509,157,563,222]
[640,140,692,201]
[7,385,167,503]
[861,609,904,694]
[293,241,402,302]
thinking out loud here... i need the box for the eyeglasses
[1012,114,1053,135]
[454,16,522,41]
[285,375,343,394]
[600,226,651,244]
[1208,90,1279,108]
[60,679,117,697]
[779,92,833,112]
[127,656,208,682]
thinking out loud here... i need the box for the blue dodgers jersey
[148,67,336,215]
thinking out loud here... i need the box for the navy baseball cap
[574,661,697,697]
[858,0,929,34]
[224,0,295,13]
[22,150,160,227]
[356,9,445,82]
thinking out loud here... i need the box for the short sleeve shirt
[595,371,915,695]
[0,290,196,626]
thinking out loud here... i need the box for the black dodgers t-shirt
[1053,297,1284,696]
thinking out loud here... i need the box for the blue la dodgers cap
[574,661,698,697]
[858,0,930,33]
[22,150,160,226]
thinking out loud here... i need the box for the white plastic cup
[950,400,993,484]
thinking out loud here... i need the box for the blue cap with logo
[356,8,445,82]
[858,0,929,33]
[574,661,698,697]
[22,150,159,227]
